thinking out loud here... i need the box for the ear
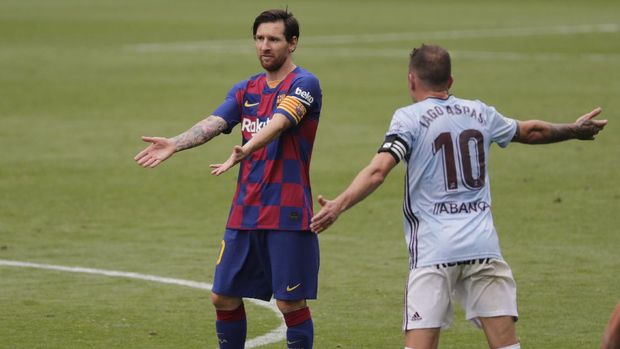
[289,36,298,53]
[408,72,416,91]
[446,75,454,90]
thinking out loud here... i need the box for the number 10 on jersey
[433,129,486,191]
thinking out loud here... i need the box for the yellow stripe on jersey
[277,96,307,124]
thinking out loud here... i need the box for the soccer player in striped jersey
[310,44,607,349]
[135,9,321,349]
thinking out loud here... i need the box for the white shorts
[403,258,518,331]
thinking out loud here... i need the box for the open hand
[310,195,340,234]
[210,145,247,176]
[134,136,175,168]
[574,107,607,140]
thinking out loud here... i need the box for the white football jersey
[381,96,517,268]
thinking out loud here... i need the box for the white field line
[127,23,619,54]
[0,259,286,349]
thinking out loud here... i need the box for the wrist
[334,197,349,215]
[240,145,252,158]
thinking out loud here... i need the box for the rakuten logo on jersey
[295,87,314,104]
[241,118,270,134]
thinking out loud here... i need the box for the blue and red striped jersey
[212,67,322,231]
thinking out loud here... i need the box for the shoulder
[387,104,422,134]
[291,67,321,89]
[470,98,493,111]
[227,73,265,96]
[244,72,266,87]
[293,67,319,81]
[394,101,429,121]
[287,68,322,106]
[228,77,253,93]
[248,72,266,82]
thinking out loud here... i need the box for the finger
[134,149,149,161]
[141,136,159,143]
[143,157,158,168]
[311,225,323,234]
[310,222,323,234]
[592,119,608,127]
[148,159,161,168]
[311,212,331,228]
[312,220,331,234]
[209,164,222,169]
[211,167,226,176]
[579,107,603,122]
[137,155,152,166]
[134,143,157,160]
[317,195,328,207]
[212,164,230,175]
[311,209,327,223]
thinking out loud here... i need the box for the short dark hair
[409,44,451,91]
[252,9,299,43]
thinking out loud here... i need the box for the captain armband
[378,135,409,163]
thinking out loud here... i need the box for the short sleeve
[276,75,322,126]
[379,108,416,162]
[484,104,518,148]
[212,80,247,133]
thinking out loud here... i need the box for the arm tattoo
[547,122,598,142]
[172,116,228,151]
[547,124,575,143]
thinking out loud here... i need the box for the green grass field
[1,0,619,348]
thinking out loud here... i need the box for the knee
[276,299,307,314]
[211,292,242,311]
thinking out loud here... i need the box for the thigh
[455,259,518,327]
[267,230,319,301]
[404,266,455,331]
[212,229,273,301]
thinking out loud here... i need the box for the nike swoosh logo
[244,101,259,107]
[286,283,301,292]
[287,339,303,345]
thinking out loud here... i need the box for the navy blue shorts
[212,229,320,302]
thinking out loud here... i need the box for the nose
[257,38,270,51]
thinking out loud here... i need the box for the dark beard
[260,55,286,72]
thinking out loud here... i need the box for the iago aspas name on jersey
[419,104,486,128]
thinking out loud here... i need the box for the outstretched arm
[601,302,620,349]
[134,115,228,168]
[513,107,607,144]
[310,152,398,234]
[210,113,292,175]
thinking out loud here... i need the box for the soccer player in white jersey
[310,44,607,349]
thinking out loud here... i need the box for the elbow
[370,171,387,187]
[516,120,553,144]
[274,115,293,132]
